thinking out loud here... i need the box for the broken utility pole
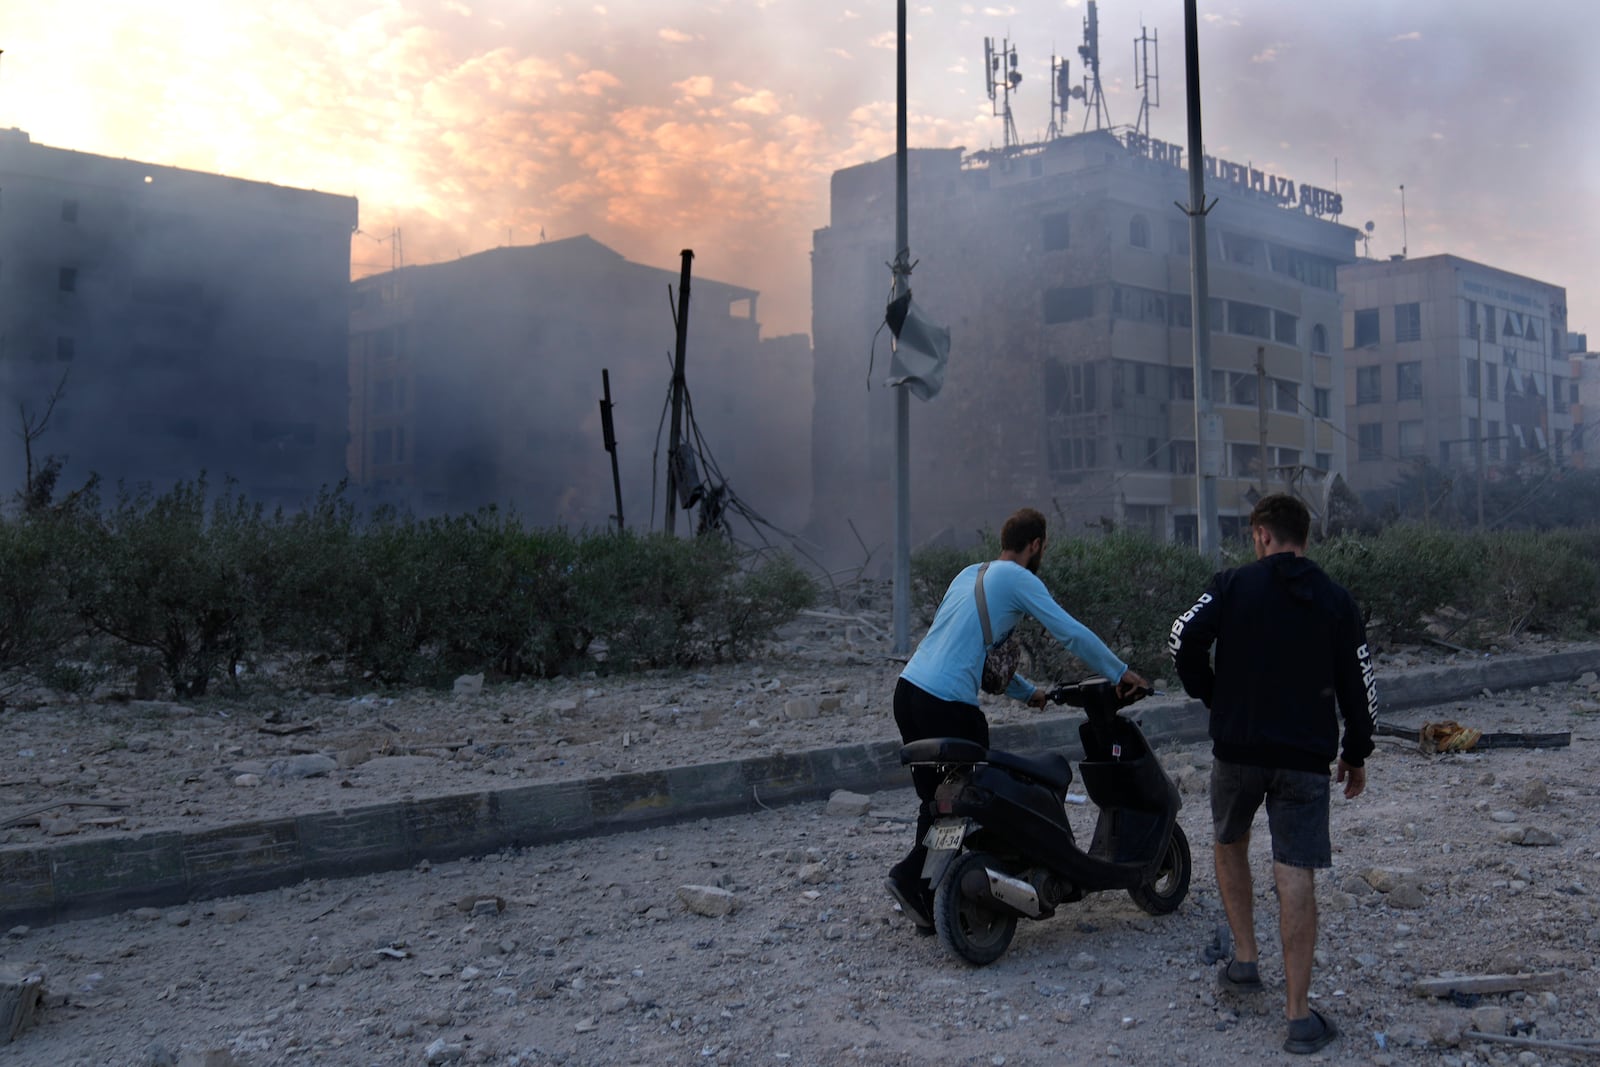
[599,368,624,530]
[666,249,694,535]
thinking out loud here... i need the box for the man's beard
[1026,548,1042,574]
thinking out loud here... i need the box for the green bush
[67,478,259,698]
[1317,525,1480,642]
[0,512,83,685]
[1470,529,1600,638]
[1029,532,1215,681]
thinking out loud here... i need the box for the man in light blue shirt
[885,507,1150,933]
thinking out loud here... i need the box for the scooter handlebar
[1047,677,1154,713]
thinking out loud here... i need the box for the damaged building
[348,236,811,531]
[809,130,1358,558]
[1337,255,1574,499]
[0,128,356,504]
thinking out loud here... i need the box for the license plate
[925,822,966,851]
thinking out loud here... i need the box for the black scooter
[899,677,1191,966]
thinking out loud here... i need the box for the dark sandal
[1216,958,1264,994]
[883,876,935,933]
[1284,1008,1339,1055]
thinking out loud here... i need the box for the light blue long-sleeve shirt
[900,559,1128,705]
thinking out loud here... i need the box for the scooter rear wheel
[933,850,1018,966]
[1128,823,1191,915]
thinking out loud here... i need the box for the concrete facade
[348,237,812,532]
[809,131,1358,561]
[1337,254,1573,500]
[0,128,357,505]
[1569,332,1596,469]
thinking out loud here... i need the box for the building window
[59,267,78,293]
[1129,214,1150,249]
[1274,310,1299,346]
[1311,323,1329,354]
[1466,358,1480,398]
[1169,440,1196,474]
[1353,308,1379,347]
[1357,422,1384,461]
[1553,375,1569,413]
[1395,302,1422,343]
[1042,212,1070,252]
[1221,232,1258,267]
[1315,451,1332,471]
[371,378,408,414]
[1133,363,1147,395]
[1170,368,1194,400]
[1274,446,1301,468]
[1228,301,1272,340]
[1045,360,1097,414]
[1396,361,1422,401]
[1229,443,1263,478]
[1274,379,1299,413]
[1356,366,1382,405]
[1213,370,1258,407]
[1145,437,1160,469]
[1484,304,1497,342]
[1398,419,1425,458]
[1313,387,1331,419]
[1486,363,1499,401]
[1043,286,1094,324]
[1048,435,1097,474]
[371,427,394,465]
[1487,420,1501,461]
[61,200,79,223]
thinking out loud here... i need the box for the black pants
[890,678,989,884]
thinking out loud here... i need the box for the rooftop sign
[1121,131,1344,220]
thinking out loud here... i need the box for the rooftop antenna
[1399,184,1408,258]
[1048,52,1081,139]
[1132,23,1160,139]
[983,36,1023,150]
[1361,221,1375,259]
[1078,0,1112,132]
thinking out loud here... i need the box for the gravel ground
[3,624,1600,1065]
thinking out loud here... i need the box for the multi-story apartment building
[0,128,357,504]
[1570,332,1595,469]
[348,235,812,531]
[810,130,1358,558]
[1337,255,1573,498]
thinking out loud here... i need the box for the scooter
[899,677,1191,966]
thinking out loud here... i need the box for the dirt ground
[4,618,1600,1065]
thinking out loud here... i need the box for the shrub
[1317,525,1479,643]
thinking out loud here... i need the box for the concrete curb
[3,647,1597,928]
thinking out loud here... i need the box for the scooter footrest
[900,737,988,766]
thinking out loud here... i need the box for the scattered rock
[268,754,337,780]
[824,790,872,817]
[423,1038,465,1064]
[232,774,262,788]
[453,674,485,699]
[677,885,738,917]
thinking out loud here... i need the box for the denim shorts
[1210,758,1332,869]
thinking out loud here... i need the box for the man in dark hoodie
[1169,493,1376,1056]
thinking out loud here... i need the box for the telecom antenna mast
[1048,53,1083,140]
[1078,0,1112,132]
[983,37,1023,150]
[1133,24,1160,139]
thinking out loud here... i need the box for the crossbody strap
[974,561,995,648]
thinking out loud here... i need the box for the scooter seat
[984,748,1073,792]
[900,737,988,766]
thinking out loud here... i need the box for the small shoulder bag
[974,561,1021,695]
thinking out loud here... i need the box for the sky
[6,0,1599,341]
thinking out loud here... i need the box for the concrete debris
[677,885,738,917]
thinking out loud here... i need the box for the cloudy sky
[7,0,1598,339]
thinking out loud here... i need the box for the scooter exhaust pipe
[961,866,1046,918]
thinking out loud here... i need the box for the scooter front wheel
[933,850,1018,966]
[1128,823,1192,915]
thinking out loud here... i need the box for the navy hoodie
[1169,552,1376,775]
